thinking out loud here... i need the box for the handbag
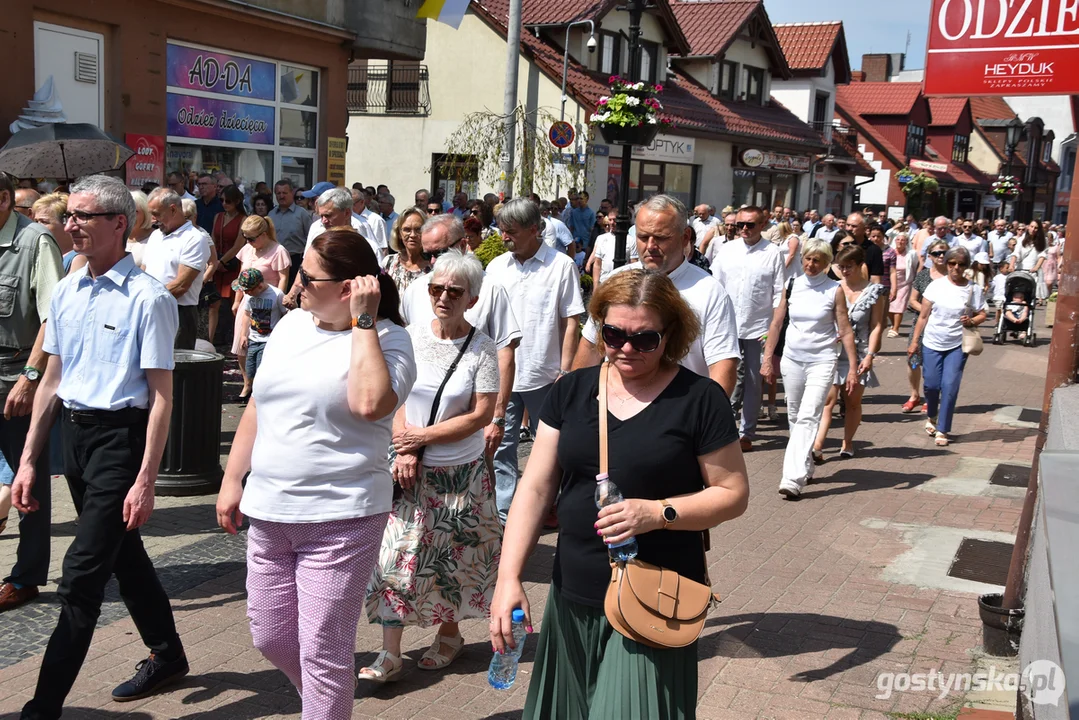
[598,363,718,650]
[961,286,983,356]
[773,278,795,357]
[393,326,477,500]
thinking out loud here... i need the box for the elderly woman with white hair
[361,249,501,682]
[126,191,155,269]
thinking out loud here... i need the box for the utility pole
[613,0,645,269]
[500,0,523,199]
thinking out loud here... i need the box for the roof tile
[669,1,757,57]
[773,22,842,71]
[927,97,967,127]
[836,82,922,116]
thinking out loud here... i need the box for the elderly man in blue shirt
[11,175,188,719]
[566,191,597,253]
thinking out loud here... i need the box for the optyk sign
[924,0,1079,95]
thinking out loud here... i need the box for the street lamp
[1003,117,1024,221]
[555,19,596,198]
[613,0,645,270]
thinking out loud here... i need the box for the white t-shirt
[401,271,522,350]
[141,221,210,306]
[240,311,417,523]
[305,214,383,260]
[485,243,586,391]
[1009,241,1046,271]
[581,259,741,376]
[360,207,389,250]
[590,232,639,283]
[990,273,1007,304]
[988,231,1014,263]
[542,216,574,250]
[922,277,987,352]
[711,237,785,340]
[406,322,500,466]
[784,272,840,364]
[241,285,287,343]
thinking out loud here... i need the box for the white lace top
[405,321,500,466]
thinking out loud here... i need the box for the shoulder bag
[961,285,983,356]
[599,363,719,650]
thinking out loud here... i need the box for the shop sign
[167,92,275,145]
[633,135,695,164]
[739,149,811,173]
[983,195,1002,209]
[124,134,165,189]
[924,0,1079,96]
[910,159,949,173]
[327,137,347,186]
[166,43,277,101]
[958,190,979,212]
[887,206,906,221]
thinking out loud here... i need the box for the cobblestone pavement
[0,309,1051,719]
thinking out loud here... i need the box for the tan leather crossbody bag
[598,363,719,650]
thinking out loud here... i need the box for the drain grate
[1017,408,1042,424]
[989,463,1030,488]
[947,539,1013,586]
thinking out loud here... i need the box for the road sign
[897,173,914,184]
[549,121,575,149]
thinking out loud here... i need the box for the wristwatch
[491,416,506,428]
[659,499,677,528]
[21,366,41,382]
[351,313,375,330]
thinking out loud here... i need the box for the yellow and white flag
[416,0,470,29]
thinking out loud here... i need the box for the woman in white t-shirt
[215,228,416,720]
[361,249,501,683]
[1009,221,1047,276]
[908,246,987,447]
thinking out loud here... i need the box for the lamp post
[1004,117,1024,221]
[555,20,596,199]
[613,0,645,270]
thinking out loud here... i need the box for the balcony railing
[347,65,431,116]
[812,121,860,162]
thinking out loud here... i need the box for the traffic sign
[549,121,575,149]
[897,173,914,184]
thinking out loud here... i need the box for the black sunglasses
[736,221,757,230]
[421,247,451,262]
[298,267,347,287]
[602,324,664,353]
[928,250,947,257]
[428,283,466,300]
[426,207,440,215]
[243,233,260,243]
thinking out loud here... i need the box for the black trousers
[288,252,303,288]
[0,413,51,587]
[22,415,182,720]
[175,304,198,350]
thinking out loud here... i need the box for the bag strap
[415,326,477,463]
[599,362,609,475]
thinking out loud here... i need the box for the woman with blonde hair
[126,190,155,268]
[382,206,430,296]
[30,192,81,274]
[490,268,748,718]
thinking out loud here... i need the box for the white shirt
[240,311,417,523]
[405,323,500,466]
[1010,241,1046,271]
[990,273,1007,303]
[784,272,840,363]
[988,230,1014,263]
[141,220,210,307]
[305,214,383,261]
[711,237,785,340]
[360,207,389,251]
[401,271,522,350]
[541,216,574,250]
[485,243,585,391]
[956,233,987,258]
[582,259,740,377]
[590,232,639,283]
[817,226,839,243]
[922,277,986,352]
[691,215,721,247]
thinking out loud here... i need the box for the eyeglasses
[61,211,117,225]
[736,221,757,230]
[928,250,947,257]
[243,233,261,243]
[428,283,466,300]
[421,247,451,262]
[947,261,969,269]
[601,324,664,353]
[298,267,347,287]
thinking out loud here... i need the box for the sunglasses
[839,240,854,247]
[421,247,451,262]
[736,221,757,230]
[601,324,664,353]
[427,208,440,214]
[947,261,969,269]
[928,250,947,257]
[428,283,466,300]
[243,233,260,243]
[298,267,346,287]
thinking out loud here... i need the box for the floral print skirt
[365,456,502,628]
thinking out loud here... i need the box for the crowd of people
[0,166,1061,718]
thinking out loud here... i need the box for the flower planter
[599,123,660,147]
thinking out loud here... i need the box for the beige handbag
[598,363,718,650]
[962,286,984,356]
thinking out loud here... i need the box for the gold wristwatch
[659,499,677,528]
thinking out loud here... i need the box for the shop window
[1043,137,1054,163]
[280,108,317,149]
[664,164,696,207]
[743,66,765,104]
[906,124,926,157]
[718,60,737,100]
[166,145,275,189]
[432,153,479,198]
[280,155,314,189]
[280,65,318,107]
[638,41,659,84]
[952,134,969,163]
[732,170,755,207]
[599,31,620,76]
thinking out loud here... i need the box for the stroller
[992,271,1037,347]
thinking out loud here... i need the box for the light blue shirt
[44,254,179,411]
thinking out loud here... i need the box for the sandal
[812,450,824,465]
[887,329,899,338]
[418,632,465,671]
[901,398,920,413]
[839,448,854,459]
[935,432,950,447]
[924,418,937,436]
[357,650,403,683]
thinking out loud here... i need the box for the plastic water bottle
[488,608,528,690]
[595,473,639,562]
[908,353,920,370]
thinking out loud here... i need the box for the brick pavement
[0,310,1051,719]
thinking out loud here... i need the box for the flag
[416,0,470,29]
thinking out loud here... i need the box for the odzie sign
[924,0,1079,95]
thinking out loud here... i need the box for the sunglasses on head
[736,221,757,230]
[601,324,664,353]
[421,247,451,262]
[928,250,947,257]
[428,282,466,300]
[298,267,347,287]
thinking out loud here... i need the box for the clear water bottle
[594,473,638,562]
[488,608,528,690]
[908,352,920,370]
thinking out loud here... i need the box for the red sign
[924,0,1079,96]
[549,121,575,149]
[124,134,165,189]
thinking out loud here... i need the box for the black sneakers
[112,653,190,702]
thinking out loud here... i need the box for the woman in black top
[489,269,749,719]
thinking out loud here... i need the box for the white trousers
[780,355,837,490]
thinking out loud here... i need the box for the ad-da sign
[924,0,1079,96]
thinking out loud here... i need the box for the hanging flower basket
[992,175,1023,199]
[590,75,674,146]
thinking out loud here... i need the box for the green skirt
[523,584,698,720]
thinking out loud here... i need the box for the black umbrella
[0,123,133,180]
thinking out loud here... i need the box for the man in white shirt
[351,186,388,251]
[144,188,210,349]
[987,218,1014,271]
[573,194,740,397]
[486,198,585,518]
[691,204,721,249]
[166,172,196,203]
[539,201,574,254]
[815,214,839,243]
[955,220,987,257]
[803,209,822,238]
[303,186,383,260]
[711,206,786,451]
[919,216,957,259]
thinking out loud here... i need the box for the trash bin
[157,349,224,496]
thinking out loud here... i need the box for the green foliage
[474,231,508,268]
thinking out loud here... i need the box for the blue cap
[512,609,526,623]
[300,181,338,199]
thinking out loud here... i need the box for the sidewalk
[0,310,1050,719]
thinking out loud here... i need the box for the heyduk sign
[924,0,1079,95]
